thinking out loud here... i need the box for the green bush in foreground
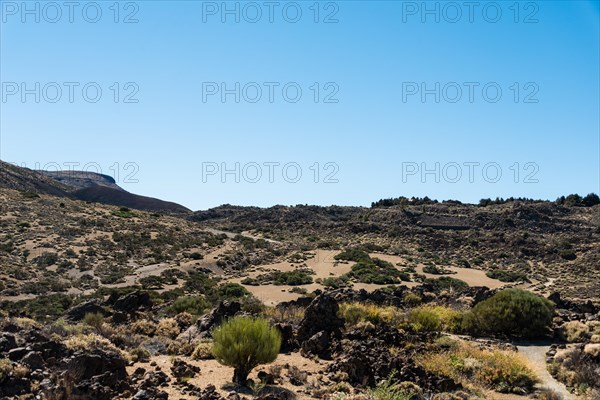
[212,316,281,385]
[462,289,554,338]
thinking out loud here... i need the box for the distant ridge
[0,161,190,213]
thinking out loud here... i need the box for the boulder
[57,349,130,399]
[109,291,152,313]
[0,333,17,353]
[300,331,330,359]
[21,351,44,369]
[197,301,241,332]
[179,300,242,342]
[170,358,201,380]
[297,294,343,343]
[66,299,107,321]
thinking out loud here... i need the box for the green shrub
[403,293,422,307]
[344,258,408,284]
[217,283,250,300]
[212,316,281,385]
[254,270,313,286]
[334,248,372,263]
[168,296,210,315]
[339,302,401,326]
[139,275,164,290]
[130,346,151,362]
[321,276,351,289]
[83,312,104,331]
[422,264,454,275]
[462,289,554,338]
[486,269,529,283]
[112,209,135,218]
[425,276,469,293]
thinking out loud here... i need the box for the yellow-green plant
[339,303,400,326]
[408,305,463,333]
[212,316,281,385]
[418,341,537,392]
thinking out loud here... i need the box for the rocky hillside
[0,162,190,213]
[191,201,600,301]
[0,173,599,400]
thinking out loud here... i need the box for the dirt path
[515,342,574,399]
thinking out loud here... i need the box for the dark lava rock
[170,358,201,380]
[258,370,276,384]
[197,301,241,333]
[198,384,223,400]
[0,333,17,352]
[108,290,152,313]
[66,299,107,321]
[8,347,29,361]
[139,371,170,388]
[21,351,44,369]
[51,349,130,400]
[274,323,296,353]
[297,294,343,343]
[300,331,331,359]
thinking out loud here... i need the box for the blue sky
[1,0,599,210]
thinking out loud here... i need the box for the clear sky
[1,0,599,210]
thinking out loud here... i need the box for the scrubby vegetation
[0,186,599,399]
[419,339,537,394]
[485,269,529,282]
[343,258,410,284]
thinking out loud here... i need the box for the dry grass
[418,340,537,393]
[407,305,463,333]
[191,340,214,360]
[63,333,125,357]
[338,302,401,326]
[156,318,181,338]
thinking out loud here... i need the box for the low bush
[63,333,123,355]
[254,270,314,286]
[83,312,105,331]
[339,303,400,326]
[344,258,409,285]
[486,269,529,283]
[549,347,599,395]
[462,289,554,338]
[192,340,214,360]
[559,321,590,343]
[408,305,463,333]
[422,264,454,275]
[129,346,151,362]
[131,319,158,336]
[334,248,372,263]
[424,276,469,293]
[321,276,351,289]
[368,371,421,400]
[217,283,251,300]
[168,296,210,316]
[156,318,181,338]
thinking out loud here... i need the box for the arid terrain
[0,164,599,400]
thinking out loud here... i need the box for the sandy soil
[229,250,506,305]
[128,352,330,400]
